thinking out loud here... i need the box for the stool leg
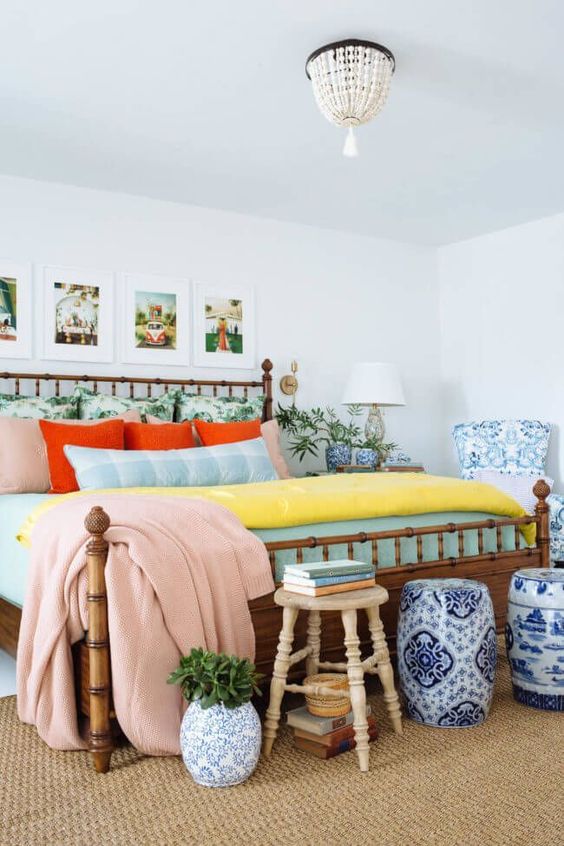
[366,605,403,736]
[341,608,370,773]
[263,606,299,757]
[305,610,322,677]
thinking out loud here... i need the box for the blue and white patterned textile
[452,419,551,480]
[548,494,564,562]
[506,568,564,711]
[397,578,496,727]
[180,700,262,787]
[64,437,277,490]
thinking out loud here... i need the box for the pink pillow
[145,414,292,480]
[260,419,292,480]
[0,410,142,494]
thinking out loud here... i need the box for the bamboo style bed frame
[0,360,551,774]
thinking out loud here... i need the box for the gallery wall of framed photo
[0,258,256,370]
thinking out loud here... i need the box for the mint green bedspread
[1,494,524,606]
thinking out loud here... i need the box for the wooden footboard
[80,479,551,773]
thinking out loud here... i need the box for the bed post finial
[262,358,274,422]
[533,480,551,569]
[85,506,114,773]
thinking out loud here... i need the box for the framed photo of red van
[121,272,190,366]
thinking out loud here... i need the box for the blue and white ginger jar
[180,700,262,787]
[325,443,351,472]
[356,448,377,469]
[397,578,497,727]
[506,568,564,711]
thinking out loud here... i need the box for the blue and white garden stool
[397,578,497,727]
[506,568,564,711]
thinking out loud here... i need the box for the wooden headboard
[0,358,274,421]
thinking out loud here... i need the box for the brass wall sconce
[280,360,299,404]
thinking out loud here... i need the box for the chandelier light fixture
[305,38,395,158]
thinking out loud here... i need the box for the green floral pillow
[175,393,265,423]
[0,393,78,419]
[74,386,178,422]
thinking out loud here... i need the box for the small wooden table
[262,585,403,772]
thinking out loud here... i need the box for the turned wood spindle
[85,506,113,774]
[534,479,551,568]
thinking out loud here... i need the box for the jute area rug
[1,650,562,846]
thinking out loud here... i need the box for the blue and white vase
[180,700,262,787]
[397,578,497,727]
[325,443,351,472]
[356,448,377,469]
[506,568,564,711]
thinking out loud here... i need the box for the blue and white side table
[397,578,497,727]
[506,568,564,711]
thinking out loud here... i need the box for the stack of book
[283,559,375,596]
[287,704,378,759]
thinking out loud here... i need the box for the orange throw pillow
[194,418,262,446]
[39,418,125,494]
[124,421,195,451]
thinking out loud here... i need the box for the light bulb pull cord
[343,125,359,158]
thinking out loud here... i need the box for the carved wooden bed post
[261,358,273,422]
[534,479,551,568]
[85,506,113,773]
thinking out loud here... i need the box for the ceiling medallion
[305,38,395,158]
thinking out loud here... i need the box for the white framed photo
[121,273,190,366]
[41,265,115,363]
[0,259,32,359]
[192,282,255,369]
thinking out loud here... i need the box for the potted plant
[276,404,363,471]
[356,435,397,470]
[168,648,263,787]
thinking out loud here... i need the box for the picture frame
[121,273,190,366]
[192,282,255,369]
[41,265,115,363]
[0,259,32,359]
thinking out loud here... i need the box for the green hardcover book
[284,559,374,580]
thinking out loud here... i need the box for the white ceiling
[1,0,564,245]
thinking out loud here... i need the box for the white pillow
[475,470,553,514]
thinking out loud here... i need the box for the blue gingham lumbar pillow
[64,437,278,490]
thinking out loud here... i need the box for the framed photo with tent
[192,282,255,369]
[41,265,115,363]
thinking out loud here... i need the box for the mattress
[0,493,51,607]
[1,493,523,606]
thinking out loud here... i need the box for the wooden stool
[262,585,402,772]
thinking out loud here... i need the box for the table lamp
[341,362,405,442]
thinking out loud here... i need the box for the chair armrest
[547,494,564,562]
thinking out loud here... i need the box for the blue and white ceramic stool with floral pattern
[506,568,564,711]
[397,578,497,727]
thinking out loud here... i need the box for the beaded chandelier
[305,39,395,157]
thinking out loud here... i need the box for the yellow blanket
[18,473,534,547]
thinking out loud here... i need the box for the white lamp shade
[342,362,405,407]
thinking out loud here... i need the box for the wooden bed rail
[0,358,274,421]
[83,478,551,773]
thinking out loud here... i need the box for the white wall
[0,175,444,473]
[439,212,564,486]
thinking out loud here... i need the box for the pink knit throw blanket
[17,494,274,755]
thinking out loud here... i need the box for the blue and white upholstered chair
[452,419,561,562]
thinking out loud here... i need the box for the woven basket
[303,673,351,718]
